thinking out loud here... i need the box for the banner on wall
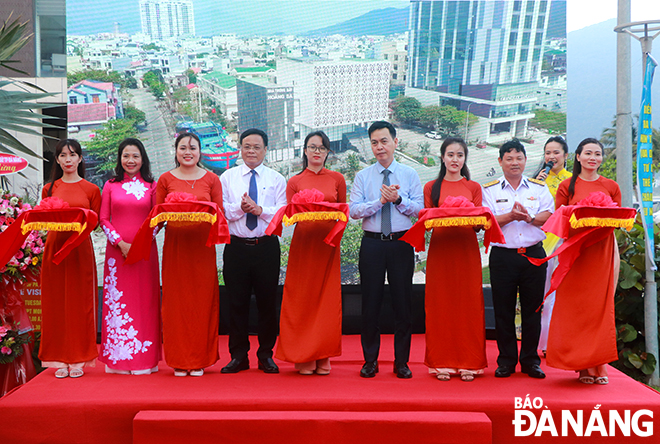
[0,154,28,175]
[636,53,657,269]
[19,281,42,332]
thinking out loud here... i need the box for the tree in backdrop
[123,73,138,89]
[172,86,192,116]
[529,109,566,134]
[67,69,128,89]
[185,68,197,85]
[402,102,478,135]
[204,102,236,132]
[84,119,138,172]
[418,141,431,156]
[344,152,361,182]
[598,116,660,181]
[418,105,443,129]
[392,95,421,124]
[123,105,146,127]
[141,43,162,52]
[438,105,478,134]
[142,69,167,99]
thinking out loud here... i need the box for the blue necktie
[381,169,391,236]
[246,169,258,230]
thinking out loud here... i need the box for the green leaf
[641,353,657,375]
[628,353,643,369]
[629,254,646,272]
[617,323,638,342]
[620,262,642,289]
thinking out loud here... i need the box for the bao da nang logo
[513,395,653,437]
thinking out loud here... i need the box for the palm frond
[0,13,32,75]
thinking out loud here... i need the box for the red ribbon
[526,204,636,303]
[0,208,98,266]
[125,201,230,265]
[400,206,505,252]
[265,200,350,248]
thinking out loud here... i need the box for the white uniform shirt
[220,163,287,238]
[482,176,554,249]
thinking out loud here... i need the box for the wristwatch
[394,196,402,206]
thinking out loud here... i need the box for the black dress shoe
[221,357,249,373]
[393,363,412,379]
[258,357,279,373]
[494,365,515,378]
[521,364,546,379]
[360,361,379,378]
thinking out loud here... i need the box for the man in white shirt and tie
[220,128,287,374]
[350,121,423,379]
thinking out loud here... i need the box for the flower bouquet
[0,323,31,365]
[0,190,46,284]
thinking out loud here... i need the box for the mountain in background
[305,2,564,38]
[305,7,409,36]
[567,18,660,147]
[66,0,410,37]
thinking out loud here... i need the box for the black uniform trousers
[489,243,547,368]
[359,235,414,365]
[223,235,280,361]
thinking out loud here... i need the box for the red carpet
[1,335,659,443]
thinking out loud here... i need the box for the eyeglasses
[242,145,264,152]
[306,145,328,153]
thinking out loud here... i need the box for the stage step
[133,410,492,444]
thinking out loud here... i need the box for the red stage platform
[1,335,659,443]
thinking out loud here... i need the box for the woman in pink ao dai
[99,138,161,375]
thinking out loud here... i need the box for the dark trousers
[223,236,280,361]
[359,236,414,364]
[489,244,547,368]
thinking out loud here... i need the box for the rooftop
[67,103,113,124]
[234,66,273,73]
[68,80,116,93]
[202,72,237,89]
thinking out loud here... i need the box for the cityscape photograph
[61,0,567,284]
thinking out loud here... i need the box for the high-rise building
[139,0,195,40]
[407,0,556,142]
[277,57,391,153]
[236,78,296,163]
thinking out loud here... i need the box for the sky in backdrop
[568,0,660,32]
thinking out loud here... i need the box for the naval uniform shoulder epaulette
[482,180,500,188]
[528,178,546,186]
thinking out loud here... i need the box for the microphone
[542,160,555,175]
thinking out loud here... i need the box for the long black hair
[299,130,331,173]
[568,137,603,200]
[110,138,154,183]
[532,135,569,178]
[47,139,86,196]
[430,137,471,207]
[174,131,202,167]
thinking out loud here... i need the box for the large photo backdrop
[64,0,567,285]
